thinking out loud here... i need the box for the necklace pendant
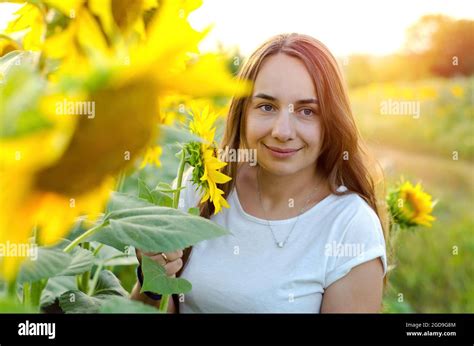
[277,241,285,248]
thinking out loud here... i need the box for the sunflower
[387,180,436,229]
[186,105,231,214]
[199,147,231,214]
[0,0,247,281]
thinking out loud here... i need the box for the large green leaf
[141,256,192,295]
[59,270,128,313]
[60,246,95,276]
[93,270,128,297]
[99,296,159,313]
[93,242,138,266]
[89,194,230,253]
[18,248,72,284]
[106,191,153,213]
[46,239,95,276]
[59,290,108,313]
[40,276,77,309]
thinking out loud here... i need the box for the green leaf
[59,290,107,313]
[155,182,186,193]
[101,254,139,266]
[60,245,95,276]
[59,270,128,313]
[93,243,138,266]
[106,191,153,213]
[18,248,72,284]
[188,207,199,216]
[90,203,230,253]
[45,239,95,276]
[93,270,128,297]
[99,296,160,313]
[138,179,173,207]
[141,256,192,295]
[40,276,77,309]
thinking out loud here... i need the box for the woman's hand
[135,248,184,278]
[131,248,184,312]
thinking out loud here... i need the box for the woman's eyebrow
[253,93,277,101]
[253,93,319,105]
[295,98,319,105]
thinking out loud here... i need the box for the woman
[131,33,388,313]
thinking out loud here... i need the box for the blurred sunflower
[387,180,437,229]
[0,36,20,57]
[450,85,464,98]
[185,105,231,214]
[139,145,162,169]
[0,0,249,281]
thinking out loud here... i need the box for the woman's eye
[300,108,314,116]
[259,104,274,112]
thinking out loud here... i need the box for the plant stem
[172,149,186,209]
[116,170,126,193]
[80,242,90,294]
[159,294,170,312]
[23,282,31,306]
[92,243,104,257]
[30,280,45,309]
[159,149,187,313]
[7,279,17,300]
[63,223,107,253]
[87,263,104,296]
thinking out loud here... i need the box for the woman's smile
[263,143,303,158]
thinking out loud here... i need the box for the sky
[1,0,472,57]
[190,0,473,56]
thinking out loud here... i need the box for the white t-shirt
[175,168,387,313]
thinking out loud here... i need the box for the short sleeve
[324,203,388,289]
[171,167,202,213]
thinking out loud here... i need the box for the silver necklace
[256,166,322,248]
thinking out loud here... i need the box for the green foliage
[17,248,72,284]
[351,76,474,160]
[90,193,230,253]
[59,270,128,313]
[141,256,192,295]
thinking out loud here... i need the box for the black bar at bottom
[0,313,472,345]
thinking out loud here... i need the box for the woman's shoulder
[324,186,388,282]
[332,186,377,215]
[328,186,384,239]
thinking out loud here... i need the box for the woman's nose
[271,109,295,142]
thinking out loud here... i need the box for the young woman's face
[245,53,323,176]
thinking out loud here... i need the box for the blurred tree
[343,54,374,88]
[404,15,474,77]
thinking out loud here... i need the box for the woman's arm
[320,258,384,313]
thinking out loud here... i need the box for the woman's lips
[263,144,302,158]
